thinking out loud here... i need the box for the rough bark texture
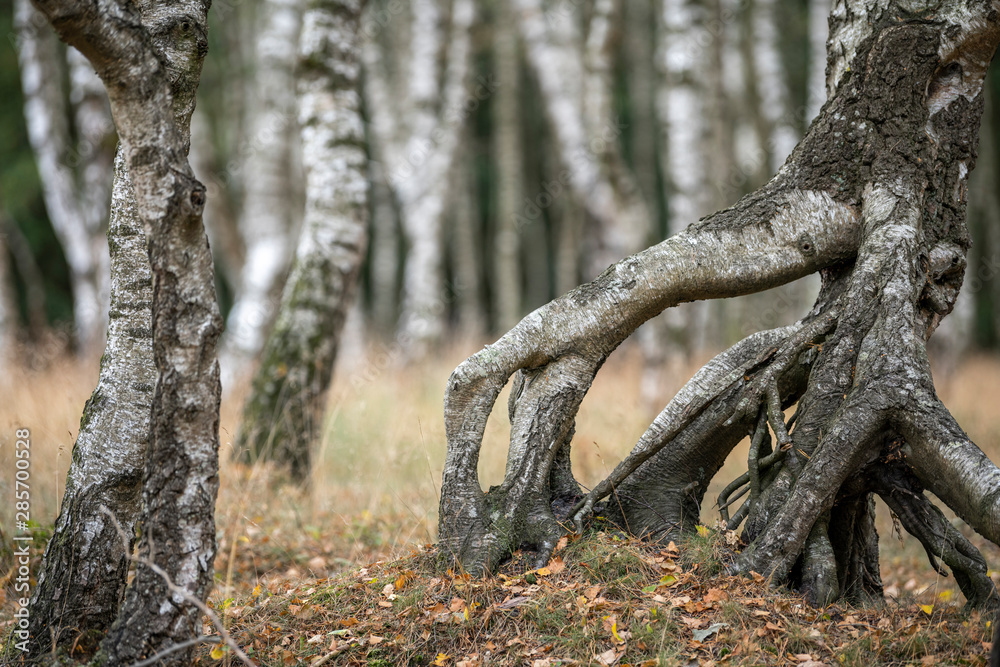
[235,0,368,481]
[28,0,224,659]
[25,148,155,660]
[438,0,1000,612]
[220,0,303,385]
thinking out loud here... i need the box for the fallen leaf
[920,604,934,616]
[433,653,451,666]
[693,622,727,642]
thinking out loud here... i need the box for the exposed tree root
[438,3,1000,610]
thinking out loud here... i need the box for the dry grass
[1,342,999,663]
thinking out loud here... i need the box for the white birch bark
[26,148,157,650]
[14,0,105,352]
[364,0,475,356]
[236,0,368,479]
[221,0,304,384]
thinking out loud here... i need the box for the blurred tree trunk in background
[749,0,797,173]
[0,214,14,368]
[14,0,113,354]
[493,0,524,333]
[221,0,304,385]
[515,0,648,280]
[365,0,475,359]
[235,0,368,482]
[450,136,485,338]
[191,108,246,291]
[807,0,831,122]
[26,147,156,658]
[368,161,400,334]
[657,0,713,356]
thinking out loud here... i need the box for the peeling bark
[235,0,368,482]
[438,0,1000,611]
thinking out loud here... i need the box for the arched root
[873,464,1000,610]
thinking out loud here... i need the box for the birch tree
[438,0,1000,612]
[14,0,113,353]
[364,0,475,357]
[26,148,156,658]
[27,0,223,659]
[235,0,368,481]
[515,0,648,279]
[221,0,303,383]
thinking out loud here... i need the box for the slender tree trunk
[191,108,245,291]
[0,215,15,368]
[368,161,399,334]
[68,46,115,328]
[493,2,524,332]
[515,0,647,279]
[220,0,303,384]
[750,0,798,174]
[14,0,105,353]
[29,0,224,658]
[0,211,47,337]
[395,0,475,356]
[235,0,368,481]
[450,138,484,338]
[26,148,156,659]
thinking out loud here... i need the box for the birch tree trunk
[438,0,1000,613]
[26,148,156,658]
[515,0,648,279]
[235,0,368,482]
[29,0,224,658]
[365,0,475,357]
[14,0,107,353]
[220,0,303,384]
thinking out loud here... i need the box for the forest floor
[0,341,998,665]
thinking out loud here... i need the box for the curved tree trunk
[438,0,1000,612]
[234,0,368,482]
[25,148,156,659]
[30,0,224,659]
